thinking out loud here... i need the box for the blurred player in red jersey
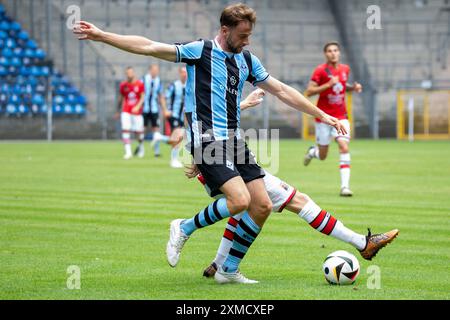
[116,67,145,160]
[304,42,362,197]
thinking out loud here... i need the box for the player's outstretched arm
[258,76,347,135]
[73,21,177,62]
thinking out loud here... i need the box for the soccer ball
[323,250,360,285]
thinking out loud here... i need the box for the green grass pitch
[0,140,449,299]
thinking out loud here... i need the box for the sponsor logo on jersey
[226,160,234,171]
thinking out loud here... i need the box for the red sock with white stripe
[340,153,351,188]
[213,212,244,266]
[299,200,366,250]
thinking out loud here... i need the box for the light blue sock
[154,141,160,155]
[222,212,261,273]
[180,198,231,236]
[171,146,179,161]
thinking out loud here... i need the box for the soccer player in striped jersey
[142,64,170,157]
[74,4,347,284]
[164,67,187,168]
[184,89,398,278]
[304,42,363,197]
[116,67,145,160]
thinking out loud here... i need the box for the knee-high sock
[122,131,131,154]
[213,212,244,266]
[154,141,160,155]
[299,199,366,250]
[222,212,261,273]
[340,153,351,188]
[180,198,231,236]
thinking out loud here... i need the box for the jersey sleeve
[310,66,324,84]
[174,40,204,65]
[247,53,270,85]
[119,82,126,96]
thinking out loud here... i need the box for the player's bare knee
[228,193,250,214]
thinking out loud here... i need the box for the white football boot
[123,152,132,160]
[170,159,183,168]
[303,146,316,166]
[166,219,189,267]
[340,187,354,197]
[214,266,259,284]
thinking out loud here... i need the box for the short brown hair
[323,41,340,52]
[220,3,256,28]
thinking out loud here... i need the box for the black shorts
[168,117,184,131]
[143,112,160,128]
[193,139,265,197]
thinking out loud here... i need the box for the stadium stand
[0,3,87,119]
[0,0,448,139]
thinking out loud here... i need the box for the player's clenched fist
[73,21,104,41]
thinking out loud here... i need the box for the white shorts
[202,170,296,213]
[121,112,144,133]
[315,119,351,146]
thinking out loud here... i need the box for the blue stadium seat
[5,38,16,49]
[17,30,28,41]
[53,95,64,105]
[32,93,45,106]
[0,21,10,31]
[17,104,29,114]
[26,39,37,49]
[2,47,13,58]
[0,11,87,118]
[6,103,17,114]
[53,104,63,114]
[74,104,86,115]
[0,56,8,66]
[63,104,73,114]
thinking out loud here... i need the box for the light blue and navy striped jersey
[165,80,185,121]
[174,39,269,147]
[143,74,163,114]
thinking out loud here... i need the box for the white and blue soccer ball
[323,250,360,285]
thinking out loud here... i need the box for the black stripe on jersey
[242,50,255,84]
[225,56,240,131]
[194,40,213,135]
[170,83,176,112]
